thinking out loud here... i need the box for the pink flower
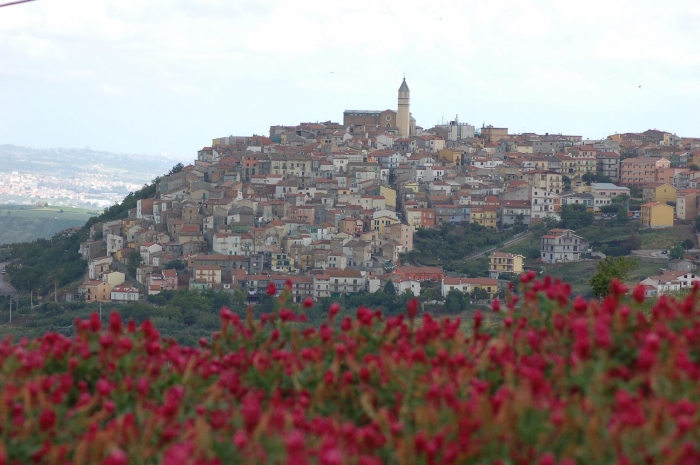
[491,299,501,312]
[303,297,314,308]
[103,448,128,465]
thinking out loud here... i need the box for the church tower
[397,78,410,137]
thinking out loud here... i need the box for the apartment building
[620,157,671,187]
[540,229,588,263]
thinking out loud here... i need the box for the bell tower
[397,77,410,138]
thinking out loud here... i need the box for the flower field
[2,274,700,464]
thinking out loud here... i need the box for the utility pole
[54,282,57,302]
[8,299,11,324]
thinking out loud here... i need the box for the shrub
[2,277,700,463]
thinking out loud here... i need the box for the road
[632,248,700,259]
[0,262,18,297]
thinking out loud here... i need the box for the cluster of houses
[71,80,700,304]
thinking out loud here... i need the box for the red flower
[267,282,277,296]
[406,298,419,319]
[329,303,341,319]
[38,408,56,432]
[632,284,646,304]
[303,297,314,308]
[491,299,501,312]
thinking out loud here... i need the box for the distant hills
[0,144,184,244]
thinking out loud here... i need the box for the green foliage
[383,280,397,295]
[669,245,685,260]
[169,163,185,175]
[682,239,694,250]
[470,287,490,301]
[405,223,518,272]
[581,171,612,185]
[559,204,594,230]
[126,251,143,278]
[590,256,638,298]
[562,175,571,191]
[444,289,467,313]
[690,164,699,171]
[164,259,188,270]
[615,206,629,225]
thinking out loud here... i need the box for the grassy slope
[0,205,94,245]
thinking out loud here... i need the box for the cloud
[0,0,698,158]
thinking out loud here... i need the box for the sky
[1,0,699,162]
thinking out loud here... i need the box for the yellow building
[642,182,676,204]
[103,271,125,288]
[489,252,525,277]
[471,207,498,229]
[372,214,399,235]
[641,202,674,228]
[402,182,420,193]
[379,186,397,211]
[437,148,463,166]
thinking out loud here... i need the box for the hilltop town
[74,79,700,305]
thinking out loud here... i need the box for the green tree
[615,206,629,225]
[127,251,143,278]
[470,287,490,301]
[559,204,594,230]
[168,163,185,175]
[444,289,467,313]
[590,256,638,298]
[626,231,641,251]
[164,259,187,270]
[383,280,397,295]
[669,245,685,260]
[562,175,572,191]
[690,164,700,171]
[682,239,695,250]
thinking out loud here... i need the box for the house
[590,183,630,198]
[79,280,112,302]
[380,273,421,296]
[642,183,676,204]
[640,202,674,228]
[440,277,499,299]
[540,229,588,263]
[111,285,141,303]
[561,192,611,213]
[676,189,700,220]
[489,252,525,278]
[597,152,621,182]
[326,270,366,296]
[393,266,444,282]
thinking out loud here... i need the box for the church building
[343,78,416,136]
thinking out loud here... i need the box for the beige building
[676,189,699,220]
[489,252,525,278]
[641,202,674,228]
[481,125,508,143]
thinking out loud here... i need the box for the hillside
[0,205,96,245]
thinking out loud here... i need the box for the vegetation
[3,173,164,295]
[581,171,612,185]
[590,256,638,298]
[2,275,700,462]
[559,204,594,229]
[669,245,686,260]
[402,223,518,274]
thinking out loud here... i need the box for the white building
[540,229,588,263]
[111,286,140,303]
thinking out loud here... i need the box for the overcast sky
[1,0,699,162]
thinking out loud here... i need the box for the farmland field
[0,205,95,245]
